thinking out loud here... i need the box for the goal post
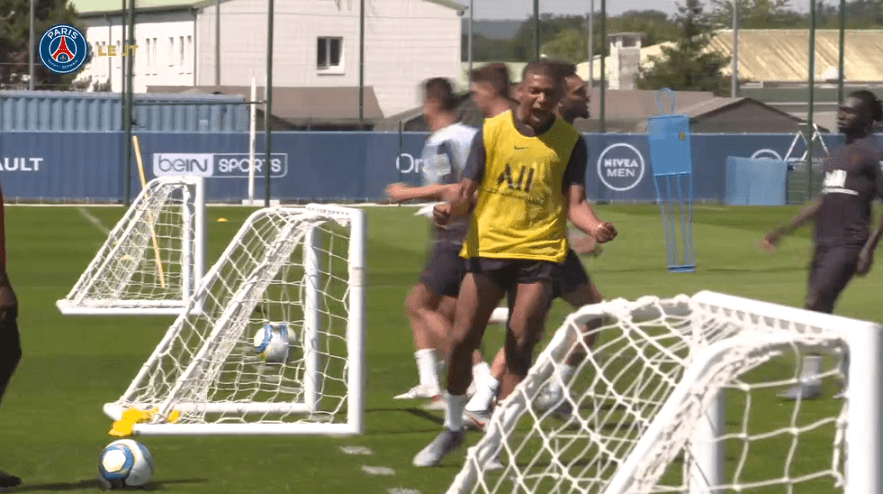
[103,204,367,436]
[448,291,882,494]
[57,176,207,316]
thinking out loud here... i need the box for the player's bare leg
[397,283,448,400]
[414,272,503,467]
[534,283,604,412]
[497,282,553,402]
[440,295,491,394]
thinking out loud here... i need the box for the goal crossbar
[449,291,882,494]
[57,176,206,316]
[103,205,367,436]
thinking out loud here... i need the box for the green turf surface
[0,203,879,493]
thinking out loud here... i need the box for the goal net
[103,204,366,436]
[57,176,206,315]
[449,291,882,494]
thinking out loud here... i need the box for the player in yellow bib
[414,60,617,467]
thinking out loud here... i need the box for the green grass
[0,203,880,493]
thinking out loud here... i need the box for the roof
[588,89,716,120]
[74,0,465,16]
[73,0,202,15]
[146,85,384,124]
[575,29,883,84]
[0,89,243,102]
[708,29,883,82]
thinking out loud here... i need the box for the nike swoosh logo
[514,146,528,150]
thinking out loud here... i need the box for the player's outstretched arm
[567,185,616,243]
[385,183,459,203]
[761,200,822,251]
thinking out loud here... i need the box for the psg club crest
[39,24,90,74]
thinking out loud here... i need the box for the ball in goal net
[104,204,366,436]
[449,291,881,494]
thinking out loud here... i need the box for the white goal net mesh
[105,205,364,433]
[448,293,872,494]
[57,177,203,313]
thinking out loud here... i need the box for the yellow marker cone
[217,217,228,222]
[108,407,180,437]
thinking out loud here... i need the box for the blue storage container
[0,90,249,132]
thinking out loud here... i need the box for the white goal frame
[103,204,367,436]
[449,291,882,494]
[56,176,206,316]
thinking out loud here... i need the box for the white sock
[444,394,467,431]
[465,376,499,412]
[472,361,491,388]
[800,355,822,386]
[415,349,439,390]
[547,364,576,396]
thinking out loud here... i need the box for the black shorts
[465,257,560,293]
[419,242,466,298]
[553,249,591,300]
[807,244,862,314]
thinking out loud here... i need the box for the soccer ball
[98,439,154,489]
[253,323,295,363]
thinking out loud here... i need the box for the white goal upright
[450,291,882,494]
[57,176,207,315]
[103,204,366,436]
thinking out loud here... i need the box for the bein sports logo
[154,154,214,177]
[39,24,90,74]
[597,143,645,192]
[152,153,288,178]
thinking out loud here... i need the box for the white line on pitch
[388,488,421,494]
[361,465,396,476]
[77,207,110,234]
[339,445,374,455]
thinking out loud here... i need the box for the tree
[709,0,802,29]
[540,28,587,63]
[0,0,85,89]
[538,10,680,64]
[636,0,731,95]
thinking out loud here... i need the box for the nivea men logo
[597,143,645,191]
[153,154,214,177]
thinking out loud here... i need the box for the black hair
[423,77,458,113]
[521,60,565,86]
[849,90,883,122]
[470,63,511,98]
[546,59,577,80]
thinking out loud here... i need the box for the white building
[74,0,465,117]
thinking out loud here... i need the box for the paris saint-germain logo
[39,24,90,74]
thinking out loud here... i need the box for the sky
[470,0,830,19]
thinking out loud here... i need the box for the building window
[179,35,185,69]
[151,37,158,73]
[168,37,175,66]
[185,35,192,74]
[143,38,151,74]
[317,37,343,73]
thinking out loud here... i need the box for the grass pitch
[0,203,879,493]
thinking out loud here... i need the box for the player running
[386,77,489,408]
[413,60,616,467]
[762,89,883,400]
[463,61,607,430]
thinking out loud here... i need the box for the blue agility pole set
[647,89,696,273]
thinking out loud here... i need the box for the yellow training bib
[462,111,579,263]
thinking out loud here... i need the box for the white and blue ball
[253,323,295,363]
[98,439,154,489]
